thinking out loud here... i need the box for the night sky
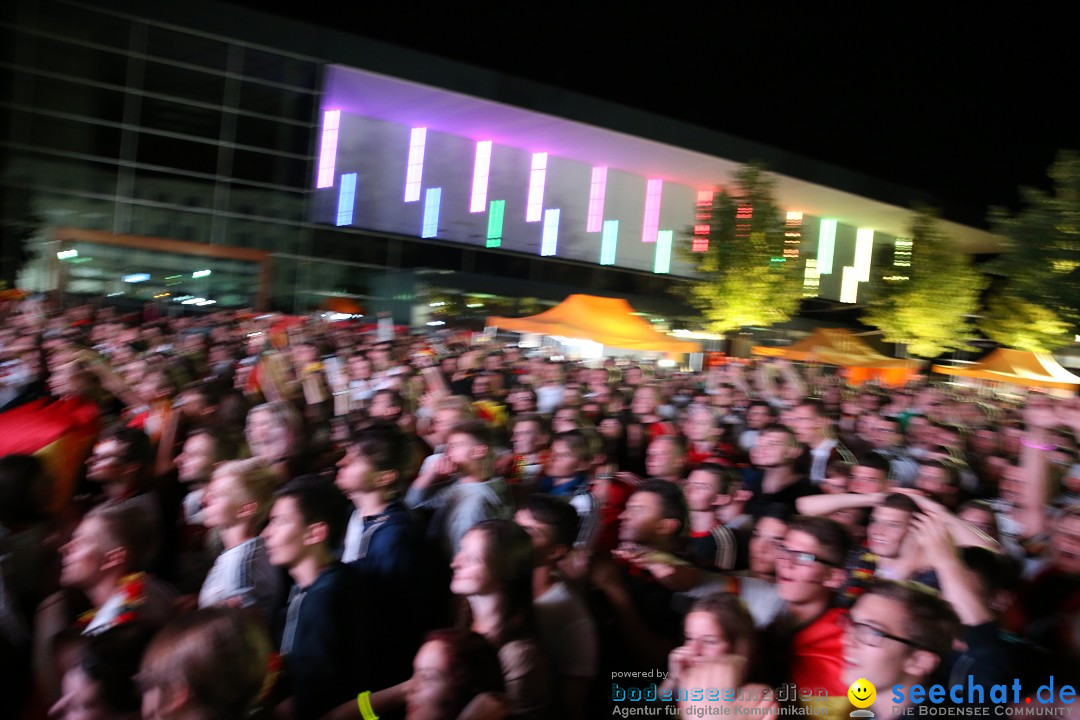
[237,3,1078,230]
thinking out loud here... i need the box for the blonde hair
[211,458,278,530]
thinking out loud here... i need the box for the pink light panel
[586,166,607,232]
[470,140,493,213]
[526,152,548,222]
[403,127,427,202]
[316,110,341,188]
[641,178,663,243]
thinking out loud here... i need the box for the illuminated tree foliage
[863,212,986,358]
[978,291,1071,352]
[988,150,1080,326]
[683,165,803,333]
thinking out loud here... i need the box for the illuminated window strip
[654,230,673,273]
[840,266,860,303]
[817,219,837,274]
[316,109,340,188]
[600,220,619,265]
[335,173,356,226]
[641,178,663,243]
[526,152,548,222]
[854,228,874,282]
[586,166,608,232]
[470,140,493,213]
[486,200,505,248]
[422,188,441,239]
[697,189,714,205]
[540,209,560,256]
[403,127,427,202]
[692,224,709,253]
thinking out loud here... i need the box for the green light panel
[600,220,619,265]
[486,200,505,248]
[654,230,673,273]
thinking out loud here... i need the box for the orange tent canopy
[932,348,1080,391]
[486,294,702,354]
[752,327,921,387]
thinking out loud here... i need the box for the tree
[862,211,985,358]
[977,291,1071,352]
[987,150,1080,327]
[682,165,803,333]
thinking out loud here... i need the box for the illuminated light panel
[486,200,505,248]
[540,209,560,256]
[654,230,673,273]
[840,266,860,303]
[336,173,357,226]
[854,228,874,282]
[803,258,820,297]
[641,178,663,243]
[600,220,619,265]
[786,211,804,222]
[817,219,837,274]
[403,127,427,202]
[692,223,710,253]
[470,140,493,212]
[696,189,714,204]
[422,187,441,238]
[586,166,608,232]
[316,109,341,188]
[894,238,913,267]
[526,152,548,222]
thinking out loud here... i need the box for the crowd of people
[1,299,1078,720]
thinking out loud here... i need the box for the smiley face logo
[848,678,876,709]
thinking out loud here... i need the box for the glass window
[224,182,305,221]
[136,133,220,175]
[234,114,311,155]
[17,110,124,159]
[7,150,120,195]
[142,60,226,105]
[140,97,224,141]
[124,203,212,243]
[29,35,129,86]
[230,149,309,188]
[129,166,215,209]
[144,25,229,71]
[242,48,317,89]
[27,74,127,124]
[33,1,130,49]
[237,81,314,123]
[395,239,463,272]
[310,231,389,267]
[226,218,301,254]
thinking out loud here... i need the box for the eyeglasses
[776,546,840,567]
[841,614,926,650]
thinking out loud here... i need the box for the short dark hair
[76,623,156,716]
[99,424,152,468]
[692,462,738,496]
[273,475,349,550]
[863,580,960,660]
[882,492,920,515]
[552,429,592,463]
[761,424,799,447]
[918,458,961,488]
[748,400,778,417]
[520,494,580,549]
[348,422,406,475]
[86,501,159,573]
[796,398,829,418]
[511,412,548,436]
[786,515,852,566]
[636,479,689,539]
[855,452,891,475]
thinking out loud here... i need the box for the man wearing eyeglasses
[841,580,960,718]
[766,516,852,714]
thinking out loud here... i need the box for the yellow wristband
[357,691,379,720]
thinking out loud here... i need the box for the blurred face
[821,472,849,494]
[871,419,903,449]
[631,387,658,418]
[86,439,129,485]
[842,594,920,693]
[335,446,381,498]
[450,530,495,596]
[552,408,580,434]
[510,420,545,456]
[682,407,716,443]
[850,465,888,494]
[1050,515,1080,575]
[201,474,244,530]
[432,409,462,446]
[508,390,536,413]
[349,356,372,380]
[867,507,912,559]
[619,491,665,546]
[749,517,787,579]
[368,393,398,420]
[957,507,997,540]
[262,496,310,569]
[50,666,108,720]
[446,432,483,472]
[60,517,110,589]
[915,465,955,505]
[775,529,839,605]
[515,508,556,562]
[176,433,217,484]
[646,438,683,480]
[548,439,582,479]
[684,469,720,513]
[746,404,772,430]
[682,611,731,661]
[750,430,797,469]
[405,640,452,720]
[788,406,825,445]
[246,409,292,459]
